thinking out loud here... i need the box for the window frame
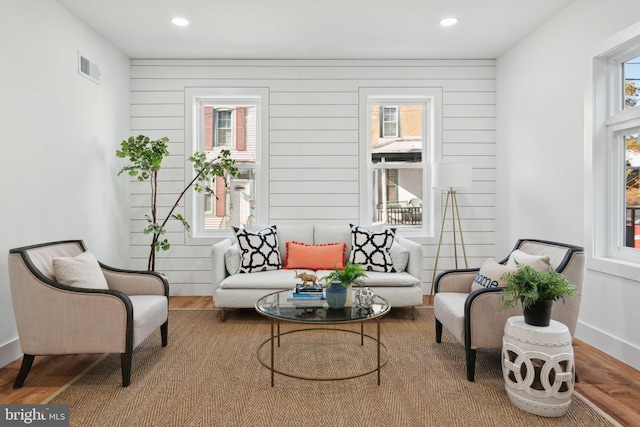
[185,87,269,240]
[587,22,640,280]
[358,87,442,237]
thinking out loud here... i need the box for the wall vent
[78,52,100,84]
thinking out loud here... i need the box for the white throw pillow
[389,242,409,272]
[225,244,241,275]
[471,258,516,291]
[506,249,552,273]
[52,251,109,290]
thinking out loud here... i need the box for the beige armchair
[433,239,584,381]
[8,240,169,387]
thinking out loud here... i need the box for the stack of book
[287,283,325,304]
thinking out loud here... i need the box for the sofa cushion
[219,268,312,289]
[233,226,283,273]
[247,224,314,262]
[284,241,346,270]
[348,225,396,272]
[314,224,351,257]
[52,251,109,290]
[506,249,552,273]
[471,258,516,291]
[359,271,421,287]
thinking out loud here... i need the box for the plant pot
[523,299,553,326]
[325,282,348,309]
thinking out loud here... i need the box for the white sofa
[211,224,423,320]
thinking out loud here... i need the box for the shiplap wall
[129,59,496,296]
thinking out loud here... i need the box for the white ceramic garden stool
[502,316,574,417]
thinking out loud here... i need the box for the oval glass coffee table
[255,290,390,386]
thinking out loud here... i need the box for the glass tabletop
[255,289,390,323]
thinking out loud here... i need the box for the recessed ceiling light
[440,17,458,27]
[172,17,190,27]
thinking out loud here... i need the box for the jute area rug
[46,308,616,427]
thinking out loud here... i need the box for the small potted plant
[320,262,367,309]
[500,263,577,326]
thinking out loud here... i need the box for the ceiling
[55,0,574,60]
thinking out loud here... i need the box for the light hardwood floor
[1,296,639,426]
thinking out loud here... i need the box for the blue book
[287,290,325,301]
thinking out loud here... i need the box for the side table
[502,316,574,417]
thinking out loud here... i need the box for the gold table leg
[257,321,388,385]
[270,319,275,387]
[377,318,381,385]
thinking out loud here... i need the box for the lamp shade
[431,163,472,190]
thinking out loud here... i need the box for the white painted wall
[497,0,640,369]
[0,0,130,366]
[129,59,498,295]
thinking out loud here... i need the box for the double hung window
[590,29,640,273]
[186,88,267,236]
[359,88,442,233]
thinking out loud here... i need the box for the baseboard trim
[0,337,22,369]
[575,320,640,371]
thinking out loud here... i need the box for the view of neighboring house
[625,57,640,248]
[202,105,257,229]
[370,104,424,225]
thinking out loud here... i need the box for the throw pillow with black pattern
[348,224,396,272]
[233,226,282,273]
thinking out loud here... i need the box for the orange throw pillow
[285,241,346,270]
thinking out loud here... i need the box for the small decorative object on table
[500,263,577,326]
[293,271,318,289]
[320,262,367,309]
[354,287,376,309]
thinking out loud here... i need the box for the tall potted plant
[500,264,577,326]
[320,262,367,309]
[116,135,238,270]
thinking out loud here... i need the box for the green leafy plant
[116,135,239,271]
[320,262,368,288]
[500,263,577,311]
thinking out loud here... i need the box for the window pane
[626,133,640,248]
[217,110,232,127]
[200,101,258,231]
[204,168,255,230]
[371,104,423,163]
[217,128,231,146]
[624,55,640,109]
[372,168,423,225]
[382,106,398,137]
[203,104,256,162]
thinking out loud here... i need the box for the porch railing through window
[626,207,640,248]
[376,204,422,225]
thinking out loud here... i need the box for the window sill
[587,255,640,282]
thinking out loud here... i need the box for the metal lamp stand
[429,187,468,303]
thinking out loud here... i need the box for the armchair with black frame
[8,240,169,388]
[433,239,584,381]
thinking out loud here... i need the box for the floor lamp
[429,163,473,303]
